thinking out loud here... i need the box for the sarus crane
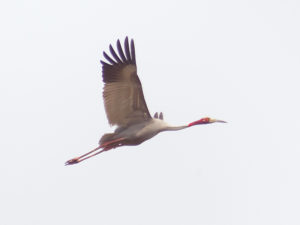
[65,37,226,165]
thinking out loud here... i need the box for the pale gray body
[100,119,187,146]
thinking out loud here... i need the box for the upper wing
[100,37,151,127]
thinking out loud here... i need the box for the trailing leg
[65,137,125,165]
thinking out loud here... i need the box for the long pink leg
[65,138,125,166]
[72,146,113,164]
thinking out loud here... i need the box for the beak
[209,118,227,123]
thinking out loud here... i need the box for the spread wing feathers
[100,37,151,126]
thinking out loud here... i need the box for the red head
[188,117,226,127]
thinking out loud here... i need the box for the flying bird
[65,37,226,165]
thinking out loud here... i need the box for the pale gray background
[1,0,300,224]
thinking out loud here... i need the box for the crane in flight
[65,37,226,165]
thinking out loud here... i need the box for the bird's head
[188,117,226,127]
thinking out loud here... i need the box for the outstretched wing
[101,37,151,127]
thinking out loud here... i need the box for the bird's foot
[65,157,80,166]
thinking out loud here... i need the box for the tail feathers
[99,133,116,145]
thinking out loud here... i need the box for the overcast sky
[1,0,300,224]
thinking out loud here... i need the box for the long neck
[162,118,210,132]
[163,125,189,132]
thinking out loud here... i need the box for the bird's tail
[99,133,116,145]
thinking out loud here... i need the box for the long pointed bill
[210,119,227,123]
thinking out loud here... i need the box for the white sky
[1,0,300,224]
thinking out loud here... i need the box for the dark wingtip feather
[100,60,111,66]
[130,39,136,64]
[103,51,116,65]
[124,37,131,61]
[101,37,136,66]
[109,44,122,63]
[117,40,127,62]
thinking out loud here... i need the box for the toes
[65,158,79,166]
